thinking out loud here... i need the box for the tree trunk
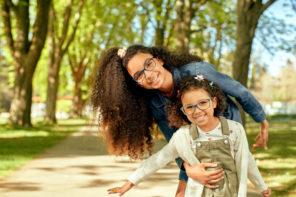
[232,0,276,124]
[175,0,207,53]
[9,61,33,126]
[68,54,88,118]
[1,0,51,126]
[45,50,62,123]
[45,0,84,123]
[70,83,83,118]
[154,0,172,47]
[175,0,190,53]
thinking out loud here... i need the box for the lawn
[0,118,86,179]
[246,115,296,197]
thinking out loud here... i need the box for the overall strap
[219,116,230,135]
[189,124,199,140]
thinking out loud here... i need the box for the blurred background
[0,0,295,196]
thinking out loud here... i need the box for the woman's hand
[175,180,186,197]
[183,162,224,188]
[253,119,269,150]
[107,181,134,196]
[261,187,271,197]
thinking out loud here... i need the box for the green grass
[246,115,296,197]
[0,118,86,179]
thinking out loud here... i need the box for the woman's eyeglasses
[133,57,156,83]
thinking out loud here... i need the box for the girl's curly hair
[91,45,202,159]
[166,76,227,128]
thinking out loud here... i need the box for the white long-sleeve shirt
[128,119,268,197]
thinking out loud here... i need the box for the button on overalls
[189,117,238,197]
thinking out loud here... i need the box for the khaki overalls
[189,117,238,197]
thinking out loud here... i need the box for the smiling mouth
[148,73,159,85]
[193,115,206,122]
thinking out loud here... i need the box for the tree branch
[193,0,208,10]
[59,0,73,48]
[6,0,16,13]
[62,0,85,55]
[15,0,30,53]
[1,0,14,52]
[28,0,51,60]
[261,0,277,13]
[48,2,56,54]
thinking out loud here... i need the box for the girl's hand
[183,162,224,188]
[107,181,134,196]
[261,187,271,197]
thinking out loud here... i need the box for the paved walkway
[0,126,263,197]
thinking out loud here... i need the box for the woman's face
[126,52,168,90]
[181,88,217,131]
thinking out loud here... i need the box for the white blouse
[128,119,268,197]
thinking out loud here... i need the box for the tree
[232,0,277,87]
[277,59,296,111]
[153,0,174,46]
[231,0,277,124]
[45,0,84,123]
[1,0,51,126]
[190,0,236,69]
[175,0,208,53]
[0,40,12,112]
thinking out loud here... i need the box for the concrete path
[0,126,263,197]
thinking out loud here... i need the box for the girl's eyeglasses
[180,97,213,115]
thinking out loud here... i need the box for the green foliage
[191,0,237,67]
[56,99,72,113]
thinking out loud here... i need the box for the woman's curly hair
[91,45,202,159]
[166,76,227,128]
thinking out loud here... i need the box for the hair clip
[209,81,214,86]
[117,46,127,59]
[194,75,204,81]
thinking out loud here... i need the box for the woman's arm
[183,162,224,188]
[253,119,269,150]
[196,62,269,149]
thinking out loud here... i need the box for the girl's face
[181,88,218,131]
[126,52,169,90]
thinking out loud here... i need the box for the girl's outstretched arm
[107,181,134,196]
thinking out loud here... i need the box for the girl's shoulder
[225,119,245,136]
[226,119,243,128]
[173,125,191,138]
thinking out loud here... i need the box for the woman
[91,45,269,196]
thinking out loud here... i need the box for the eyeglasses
[133,57,156,83]
[180,97,213,115]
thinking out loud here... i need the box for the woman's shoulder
[171,61,216,80]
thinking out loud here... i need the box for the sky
[254,0,296,76]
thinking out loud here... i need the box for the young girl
[107,76,271,197]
